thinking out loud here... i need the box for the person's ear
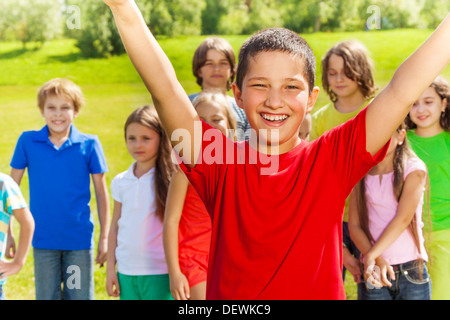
[232,82,244,110]
[397,129,406,145]
[306,86,320,113]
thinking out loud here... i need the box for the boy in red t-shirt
[104,0,450,299]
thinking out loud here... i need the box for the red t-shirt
[178,184,211,255]
[180,107,388,300]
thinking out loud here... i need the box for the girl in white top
[106,105,175,300]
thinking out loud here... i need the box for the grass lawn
[1,29,449,300]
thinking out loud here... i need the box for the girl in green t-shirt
[406,76,450,300]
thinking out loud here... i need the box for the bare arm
[348,188,373,258]
[0,207,34,279]
[106,200,121,297]
[104,0,200,165]
[366,14,450,156]
[163,170,190,300]
[92,173,110,267]
[5,168,26,259]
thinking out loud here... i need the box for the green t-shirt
[407,130,450,231]
[311,99,372,221]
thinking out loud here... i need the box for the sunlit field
[1,28,448,300]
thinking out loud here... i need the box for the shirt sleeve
[404,157,427,179]
[2,177,27,214]
[110,175,122,203]
[87,136,108,174]
[318,107,390,197]
[10,133,28,170]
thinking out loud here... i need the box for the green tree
[201,0,228,34]
[141,0,205,37]
[420,0,450,28]
[11,0,62,48]
[65,0,124,58]
[218,0,249,34]
[281,0,338,33]
[243,0,283,34]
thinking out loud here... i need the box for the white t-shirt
[111,164,168,275]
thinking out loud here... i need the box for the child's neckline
[333,97,370,114]
[132,163,155,179]
[410,128,445,139]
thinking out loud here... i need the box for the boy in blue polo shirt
[9,78,110,300]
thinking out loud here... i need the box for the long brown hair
[124,105,175,221]
[355,123,426,272]
[405,76,450,131]
[321,40,378,103]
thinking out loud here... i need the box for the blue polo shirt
[10,125,108,250]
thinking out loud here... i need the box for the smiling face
[41,93,78,139]
[126,122,161,169]
[233,51,319,154]
[198,49,232,91]
[409,86,447,136]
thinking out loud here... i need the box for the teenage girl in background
[405,76,450,300]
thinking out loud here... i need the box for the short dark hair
[235,28,316,94]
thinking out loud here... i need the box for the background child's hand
[96,237,108,267]
[375,256,395,287]
[363,255,395,289]
[343,253,362,283]
[5,233,16,259]
[170,271,191,300]
[363,255,382,289]
[0,260,23,279]
[106,269,120,297]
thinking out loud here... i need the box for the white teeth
[262,114,287,121]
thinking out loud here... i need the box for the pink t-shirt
[365,157,428,265]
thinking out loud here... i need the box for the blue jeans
[33,248,94,300]
[357,259,431,300]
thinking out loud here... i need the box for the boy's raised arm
[366,14,450,156]
[104,0,200,165]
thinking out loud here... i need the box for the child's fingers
[380,269,392,287]
[387,265,395,281]
[113,280,121,297]
[5,245,15,259]
[185,283,191,300]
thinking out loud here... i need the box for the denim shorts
[33,248,94,300]
[357,259,431,300]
